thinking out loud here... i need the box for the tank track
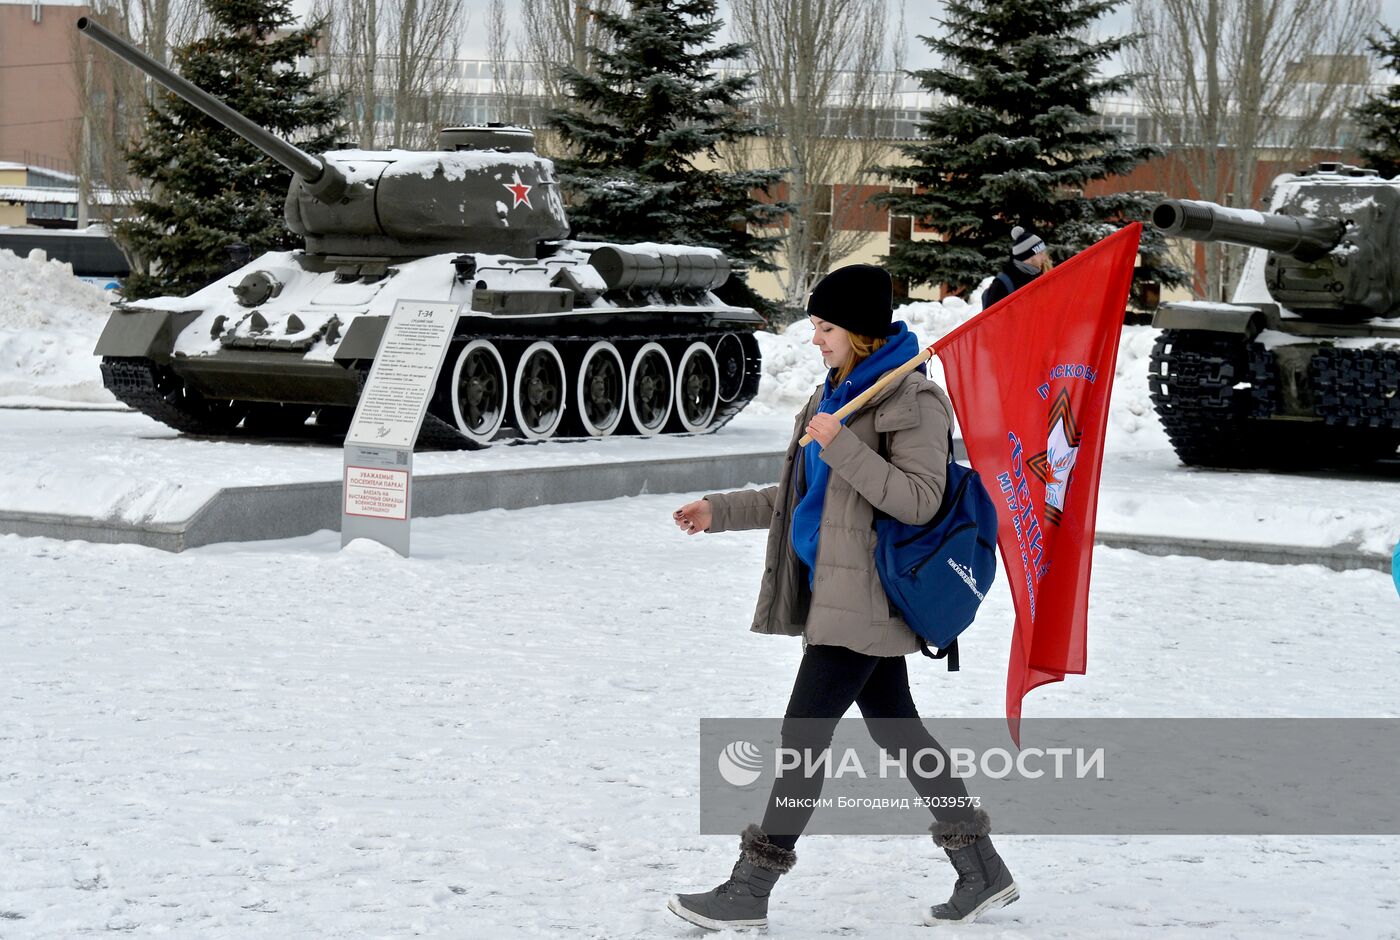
[103,355,483,448]
[101,356,247,435]
[1149,331,1400,468]
[1149,330,1259,467]
[102,326,762,448]
[1310,347,1400,430]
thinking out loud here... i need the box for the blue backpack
[874,430,999,671]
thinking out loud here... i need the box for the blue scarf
[790,321,919,589]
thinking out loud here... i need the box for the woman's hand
[805,413,843,448]
[672,498,712,535]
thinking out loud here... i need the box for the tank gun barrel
[75,16,347,202]
[1152,199,1344,261]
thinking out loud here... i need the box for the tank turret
[1147,164,1400,469]
[1152,166,1400,323]
[80,18,763,447]
[77,16,568,257]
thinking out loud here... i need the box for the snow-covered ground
[2,498,1397,937]
[2,405,1396,558]
[3,248,1399,937]
[0,244,1394,590]
[0,246,1207,539]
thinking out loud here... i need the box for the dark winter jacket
[702,368,955,657]
[979,259,1040,309]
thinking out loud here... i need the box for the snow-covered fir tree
[874,0,1187,306]
[116,0,342,300]
[1354,26,1400,180]
[546,0,784,314]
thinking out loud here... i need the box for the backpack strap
[995,271,1015,294]
[919,638,959,671]
[877,427,962,672]
[879,428,956,466]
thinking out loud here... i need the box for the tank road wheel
[573,341,626,437]
[627,342,674,436]
[449,339,508,445]
[674,341,719,432]
[713,332,747,403]
[513,341,567,440]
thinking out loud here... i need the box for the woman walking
[667,264,1018,930]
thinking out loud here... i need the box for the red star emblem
[504,177,533,209]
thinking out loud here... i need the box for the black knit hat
[805,264,894,338]
[1011,225,1047,262]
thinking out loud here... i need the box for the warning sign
[344,465,409,520]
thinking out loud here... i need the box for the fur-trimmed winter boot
[924,809,1019,925]
[667,824,797,931]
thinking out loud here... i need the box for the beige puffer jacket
[704,369,954,656]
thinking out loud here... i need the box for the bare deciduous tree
[71,0,209,225]
[388,0,468,147]
[312,0,468,148]
[728,0,904,310]
[1130,0,1377,299]
[310,0,379,146]
[516,0,621,112]
[488,0,531,126]
[484,0,621,154]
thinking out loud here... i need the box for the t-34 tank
[1148,162,1400,468]
[78,17,762,446]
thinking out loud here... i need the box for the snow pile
[751,291,1168,453]
[0,248,117,404]
[1107,326,1168,452]
[750,295,985,415]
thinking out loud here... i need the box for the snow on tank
[79,16,764,447]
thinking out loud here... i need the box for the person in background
[979,225,1053,309]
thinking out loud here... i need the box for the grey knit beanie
[1011,225,1047,262]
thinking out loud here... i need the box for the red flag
[933,224,1141,745]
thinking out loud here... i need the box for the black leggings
[760,643,973,851]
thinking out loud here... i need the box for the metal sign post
[341,299,460,556]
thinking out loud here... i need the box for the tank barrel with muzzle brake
[75,16,348,203]
[1151,198,1346,262]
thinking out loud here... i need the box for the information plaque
[340,299,460,556]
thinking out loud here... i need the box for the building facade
[0,1,89,176]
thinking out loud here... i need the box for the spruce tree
[116,0,343,299]
[873,0,1186,307]
[1354,26,1400,180]
[546,0,784,314]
